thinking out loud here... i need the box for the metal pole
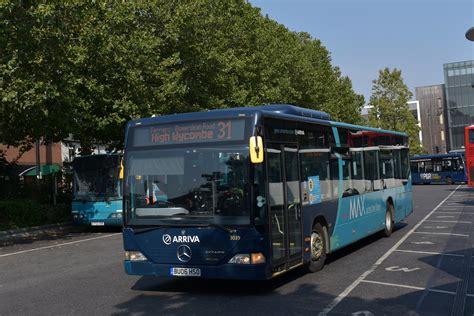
[35,139,41,180]
[53,174,57,205]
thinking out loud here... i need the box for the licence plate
[91,222,105,226]
[170,267,201,277]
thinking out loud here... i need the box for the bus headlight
[228,253,265,264]
[125,251,147,261]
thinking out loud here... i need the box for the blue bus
[410,153,466,185]
[122,104,412,280]
[72,154,123,226]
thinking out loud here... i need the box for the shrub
[0,199,70,230]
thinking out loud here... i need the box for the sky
[250,0,474,104]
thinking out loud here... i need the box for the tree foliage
[368,68,423,153]
[0,0,364,151]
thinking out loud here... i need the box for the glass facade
[444,60,474,150]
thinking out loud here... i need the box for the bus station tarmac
[0,185,473,315]
[323,185,474,316]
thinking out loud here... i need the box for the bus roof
[410,153,464,160]
[127,104,406,137]
[329,121,407,137]
[128,104,330,126]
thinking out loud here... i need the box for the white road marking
[425,220,471,224]
[318,185,461,316]
[422,226,448,229]
[414,232,469,237]
[435,216,455,218]
[411,241,434,245]
[395,249,464,257]
[434,212,466,214]
[352,311,374,316]
[0,233,121,258]
[360,279,456,296]
[385,266,420,272]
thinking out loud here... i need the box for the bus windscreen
[132,119,246,147]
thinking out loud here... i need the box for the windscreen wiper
[131,225,180,234]
[130,222,235,234]
[198,222,236,233]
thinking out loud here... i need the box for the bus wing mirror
[250,136,264,163]
[119,159,124,179]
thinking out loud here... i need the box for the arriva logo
[349,195,366,220]
[163,234,172,245]
[162,234,200,245]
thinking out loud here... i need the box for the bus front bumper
[72,216,122,226]
[124,260,271,280]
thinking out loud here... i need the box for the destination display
[132,119,246,147]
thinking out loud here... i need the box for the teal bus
[72,154,123,226]
[122,104,412,279]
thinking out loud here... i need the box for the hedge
[0,200,70,231]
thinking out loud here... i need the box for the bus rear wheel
[382,203,394,237]
[446,177,454,185]
[306,223,327,273]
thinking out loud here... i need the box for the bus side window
[393,150,401,179]
[351,151,365,194]
[379,150,395,188]
[400,149,410,179]
[433,160,442,172]
[330,158,339,198]
[425,161,433,172]
[469,130,474,144]
[299,150,331,201]
[364,150,380,191]
[442,159,452,172]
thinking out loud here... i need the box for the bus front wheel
[306,223,327,273]
[382,203,394,237]
[446,177,454,185]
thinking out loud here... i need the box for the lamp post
[466,27,474,41]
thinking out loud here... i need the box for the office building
[444,60,474,150]
[415,85,448,154]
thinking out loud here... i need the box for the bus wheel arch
[383,198,395,237]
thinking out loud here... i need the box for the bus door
[267,144,303,272]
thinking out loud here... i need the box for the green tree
[368,68,423,153]
[0,0,364,152]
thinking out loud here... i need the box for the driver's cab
[131,175,168,206]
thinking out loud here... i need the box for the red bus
[464,125,474,186]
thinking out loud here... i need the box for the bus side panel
[330,191,387,252]
[399,187,413,219]
[411,172,422,184]
[392,180,413,221]
[453,171,467,183]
